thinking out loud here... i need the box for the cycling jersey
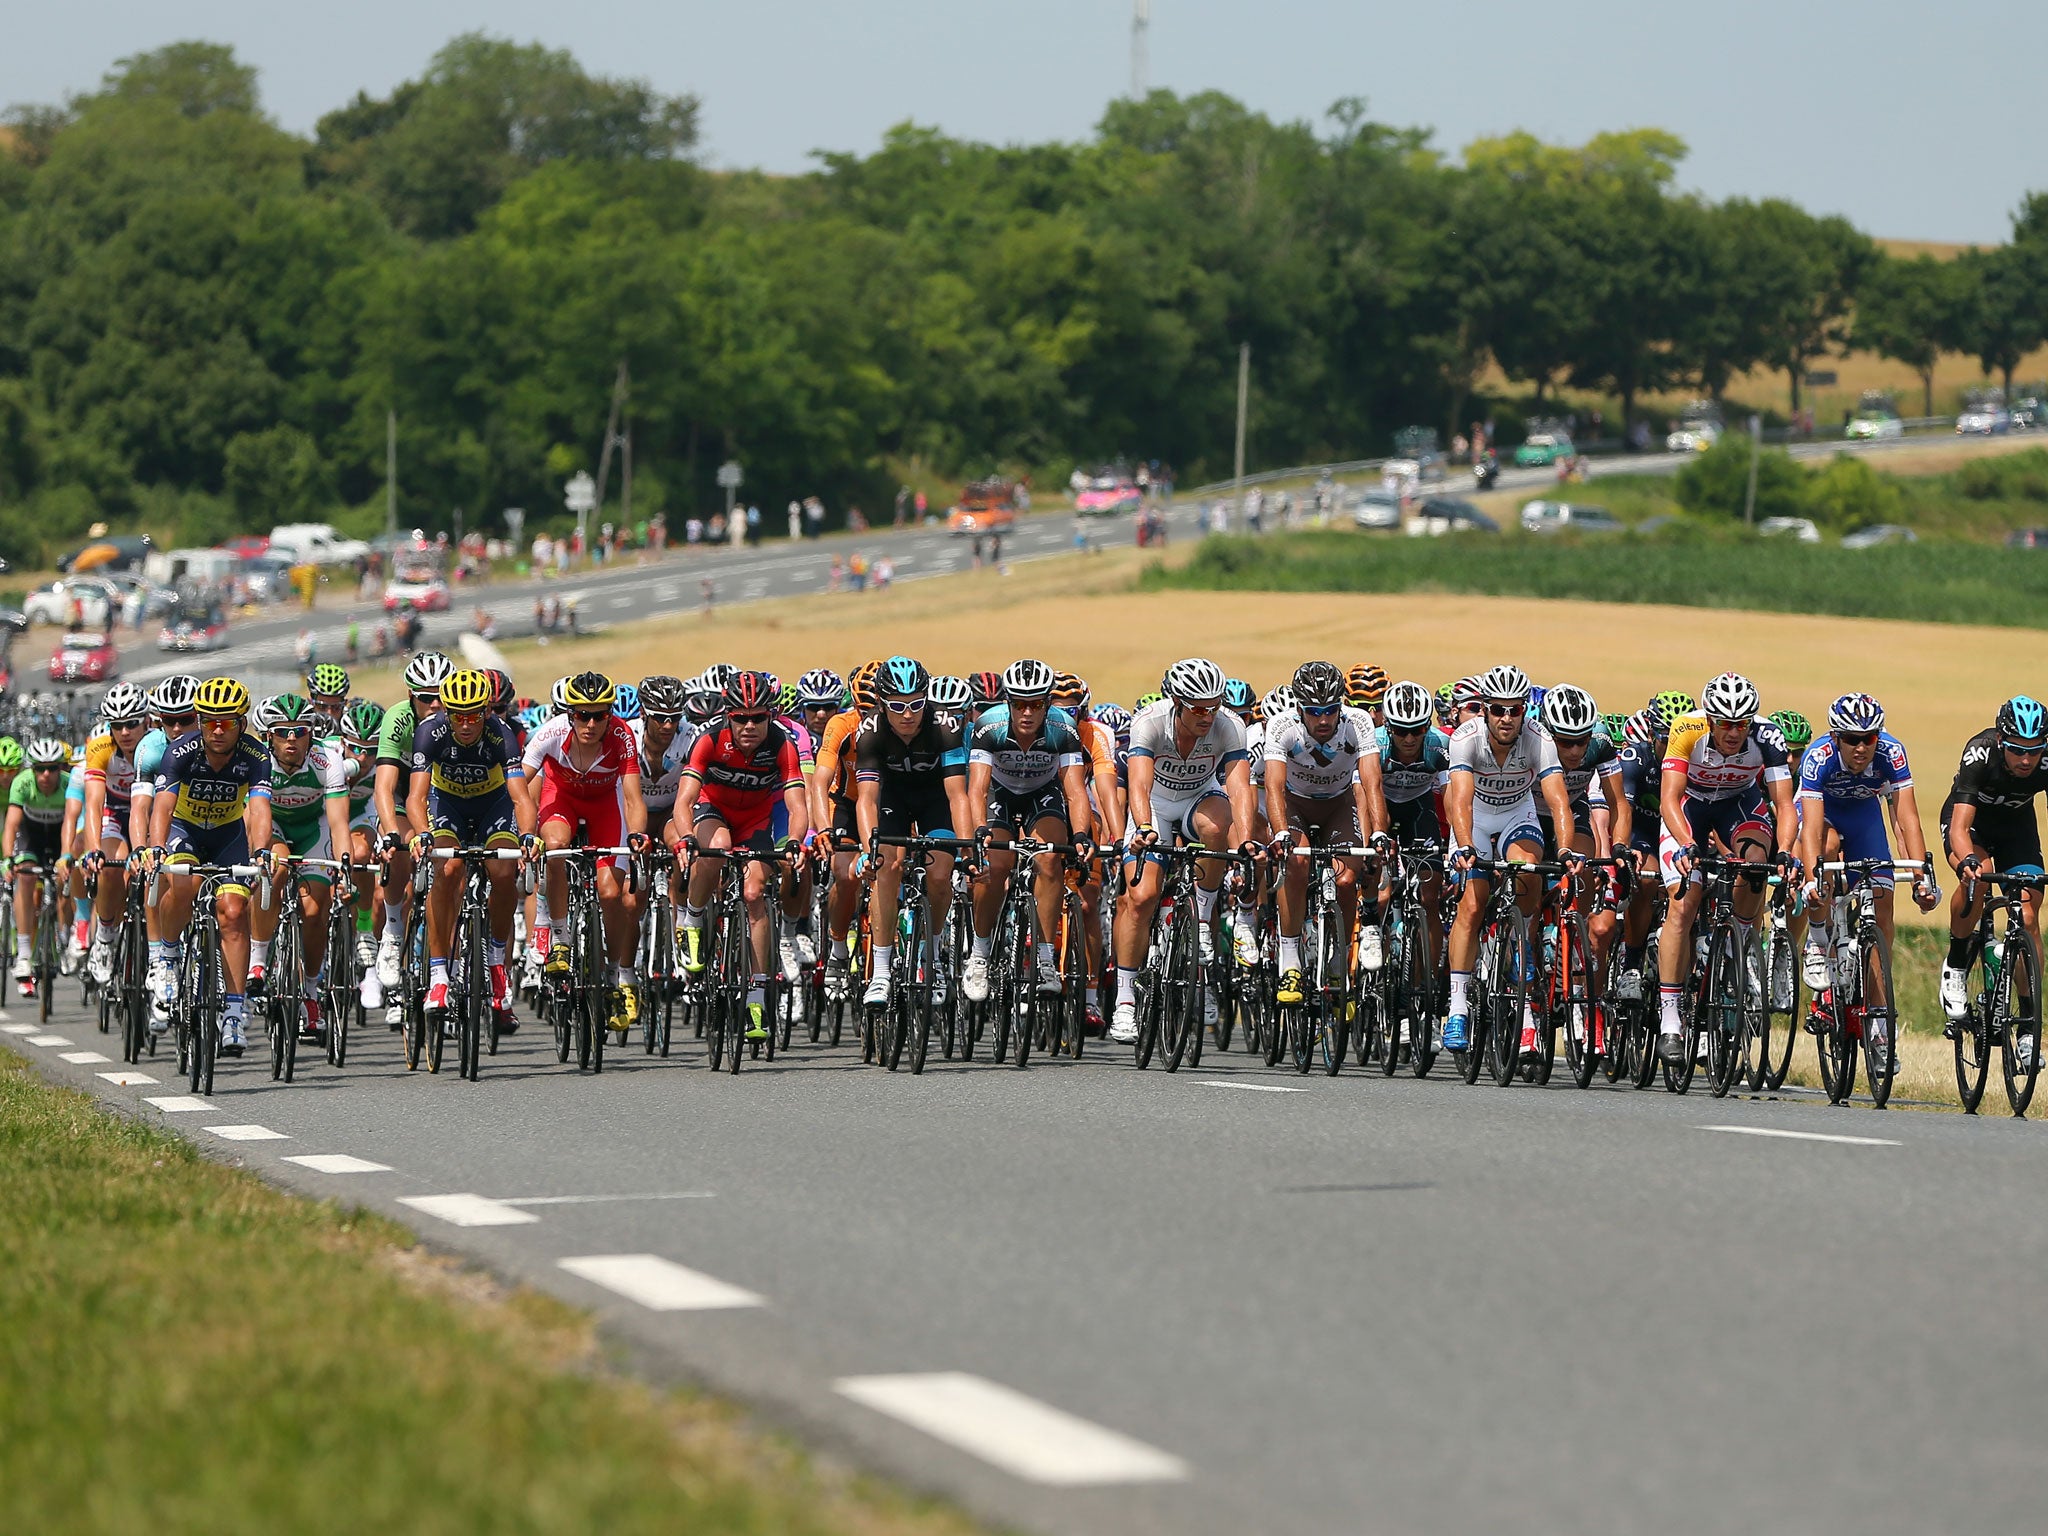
[9,768,66,866]
[1943,728,2048,816]
[132,727,169,790]
[1448,717,1561,809]
[1615,740,1663,849]
[376,700,421,773]
[1126,701,1249,799]
[969,705,1085,795]
[153,733,272,830]
[268,739,351,869]
[853,712,969,789]
[413,715,522,799]
[637,724,700,817]
[688,721,805,840]
[521,713,641,797]
[1661,713,1792,803]
[84,731,141,817]
[1799,733,1911,807]
[1545,732,1620,816]
[815,709,861,803]
[1264,707,1377,801]
[1375,725,1450,805]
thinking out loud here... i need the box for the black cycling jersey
[1944,727,2048,817]
[1545,732,1619,815]
[152,731,272,830]
[1615,740,1662,838]
[411,714,521,799]
[853,711,968,789]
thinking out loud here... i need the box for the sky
[5,1,2045,243]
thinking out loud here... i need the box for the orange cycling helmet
[1346,663,1388,705]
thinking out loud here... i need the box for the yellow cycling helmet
[561,670,617,710]
[440,668,493,712]
[195,676,251,716]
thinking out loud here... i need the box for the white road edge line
[1699,1125,1901,1147]
[1199,1080,1307,1094]
[834,1372,1188,1486]
[397,1193,541,1228]
[283,1154,392,1174]
[557,1254,764,1311]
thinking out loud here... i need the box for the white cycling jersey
[1264,706,1377,800]
[636,723,701,816]
[1126,700,1249,800]
[1448,716,1562,809]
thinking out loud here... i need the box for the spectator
[848,504,868,532]
[686,516,703,546]
[893,486,909,527]
[746,503,762,545]
[914,490,928,523]
[804,496,824,538]
[371,620,390,658]
[708,511,727,543]
[988,531,1006,573]
[345,616,360,663]
[730,507,746,549]
[849,551,869,592]
[828,554,844,592]
[788,500,802,541]
[873,555,894,588]
[650,513,666,553]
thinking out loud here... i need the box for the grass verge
[1141,528,2048,628]
[0,1048,981,1536]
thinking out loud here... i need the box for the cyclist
[849,656,968,1008]
[144,678,274,1057]
[627,674,696,991]
[674,669,813,1033]
[1538,683,1628,985]
[307,663,351,731]
[812,662,879,1000]
[126,676,202,1026]
[1347,663,1389,727]
[1375,679,1450,970]
[248,693,353,1042]
[407,668,537,1028]
[338,700,387,1007]
[1654,673,1799,1065]
[1607,706,1672,1002]
[374,652,455,1007]
[60,746,90,969]
[1939,694,2048,1031]
[523,670,649,1032]
[4,738,71,997]
[1443,664,1576,1053]
[1063,671,1125,1030]
[1111,658,1257,1044]
[793,669,846,759]
[962,658,1096,1001]
[0,737,20,806]
[80,682,150,985]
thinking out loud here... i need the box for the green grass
[0,1050,980,1536]
[1140,529,2048,628]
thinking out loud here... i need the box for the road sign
[504,507,525,545]
[565,472,596,513]
[716,461,744,490]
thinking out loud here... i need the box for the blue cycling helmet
[797,668,846,707]
[878,655,929,698]
[1998,695,2047,742]
[612,682,641,721]
[1526,684,1547,719]
[518,703,549,732]
[1223,678,1256,712]
[1092,702,1132,736]
[1827,692,1883,733]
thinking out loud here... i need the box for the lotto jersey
[1661,713,1792,803]
[686,722,804,824]
[83,731,141,813]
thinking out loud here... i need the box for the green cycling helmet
[1650,689,1695,726]
[268,692,313,727]
[342,700,385,745]
[1768,708,1813,749]
[308,662,350,699]
[0,737,21,769]
[777,682,801,715]
[1134,691,1165,709]
[1601,711,1628,747]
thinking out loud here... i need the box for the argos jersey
[1375,725,1450,805]
[84,731,141,815]
[521,713,641,796]
[969,704,1085,795]
[1448,717,1562,809]
[152,733,272,829]
[268,738,351,837]
[1126,701,1250,798]
[1798,732,1912,806]
[412,715,522,799]
[1662,714,1792,803]
[1264,706,1378,800]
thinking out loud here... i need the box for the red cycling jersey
[521,713,640,795]
[684,722,803,840]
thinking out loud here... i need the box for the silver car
[1348,489,1403,530]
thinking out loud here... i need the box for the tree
[1740,201,1875,415]
[1854,254,1963,416]
[1953,244,2046,403]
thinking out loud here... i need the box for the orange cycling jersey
[814,708,861,803]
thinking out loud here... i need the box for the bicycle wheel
[464,902,490,1081]
[1315,905,1347,1076]
[1133,969,1161,1069]
[1458,965,1489,1086]
[1011,896,1037,1070]
[272,913,304,1085]
[1487,917,1526,1088]
[1812,962,1858,1106]
[1663,938,1704,1096]
[1704,928,1744,1100]
[1405,904,1439,1078]
[1562,917,1598,1090]
[899,898,927,1073]
[1630,937,1662,1089]
[1163,898,1201,1073]
[1955,937,1993,1112]
[1860,921,1898,1110]
[36,896,55,1024]
[1759,915,1798,1091]
[1062,892,1088,1060]
[403,908,429,1071]
[1998,927,2042,1116]
[192,943,219,1097]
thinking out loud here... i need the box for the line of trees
[1,36,2045,565]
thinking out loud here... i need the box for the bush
[1804,454,1904,531]
[1673,436,1806,523]
[224,426,335,523]
[1957,448,2048,502]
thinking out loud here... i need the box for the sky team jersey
[853,712,968,788]
[412,715,522,799]
[9,764,67,825]
[687,722,805,824]
[1375,724,1449,805]
[1126,701,1249,798]
[1661,713,1792,802]
[1798,732,1911,807]
[1946,727,2048,813]
[1448,717,1561,808]
[268,739,351,835]
[1264,706,1377,800]
[84,732,141,813]
[521,713,641,796]
[152,733,272,829]
[970,704,1085,795]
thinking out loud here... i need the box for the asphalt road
[15,969,2048,1535]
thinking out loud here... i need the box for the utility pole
[592,359,629,522]
[1743,413,1761,526]
[621,420,633,529]
[1233,341,1250,520]
[385,409,397,536]
[1131,0,1150,98]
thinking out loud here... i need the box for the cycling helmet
[26,736,67,768]
[1052,671,1090,710]
[967,669,1004,707]
[268,692,313,726]
[1223,678,1257,714]
[440,669,492,712]
[1261,684,1297,720]
[850,664,882,713]
[0,738,23,769]
[797,668,845,708]
[403,652,454,695]
[249,697,280,735]
[1623,709,1660,745]
[561,671,617,710]
[929,674,972,710]
[1092,702,1132,735]
[550,676,571,711]
[1346,663,1389,705]
[638,675,687,716]
[1651,688,1695,725]
[1998,695,2047,742]
[1002,658,1056,700]
[486,669,515,713]
[878,656,929,698]
[1162,657,1226,705]
[1134,691,1165,710]
[1700,671,1759,722]
[1526,684,1548,719]
[308,662,350,699]
[196,677,250,716]
[612,682,641,721]
[1292,660,1346,710]
[1477,663,1531,702]
[723,670,775,714]
[1601,712,1628,748]
[342,700,385,746]
[518,703,549,731]
[1382,680,1436,730]
[149,675,201,715]
[1542,683,1599,737]
[1451,677,1485,717]
[1828,692,1884,733]
[702,662,740,694]
[1770,709,1813,749]
[99,682,146,723]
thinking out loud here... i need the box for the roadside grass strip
[0,1048,985,1536]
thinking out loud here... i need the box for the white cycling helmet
[149,675,200,715]
[1002,658,1056,700]
[928,674,973,709]
[403,651,454,695]
[1382,680,1436,730]
[99,682,147,723]
[1828,692,1884,733]
[1700,671,1759,722]
[1162,657,1226,705]
[1478,663,1531,702]
[1261,684,1296,720]
[1542,683,1600,736]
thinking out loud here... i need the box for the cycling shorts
[14,820,63,871]
[1469,796,1543,862]
[1815,797,1896,889]
[537,775,625,849]
[273,818,337,883]
[1385,795,1442,846]
[1284,792,1361,846]
[428,789,520,849]
[990,783,1068,833]
[165,818,252,889]
[830,794,857,844]
[1124,782,1227,867]
[873,782,955,842]
[693,793,786,849]
[1660,787,1771,888]
[1942,804,2043,877]
[99,813,131,847]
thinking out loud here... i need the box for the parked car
[1347,488,1403,531]
[1514,431,1576,467]
[157,604,230,652]
[22,577,117,629]
[49,630,119,683]
[57,533,154,574]
[1758,516,1822,543]
[1073,469,1143,516]
[2011,396,2045,431]
[1840,524,1918,549]
[384,571,452,613]
[1665,402,1723,454]
[1845,410,1905,441]
[1406,496,1499,536]
[268,522,371,567]
[1520,500,1624,534]
[1389,426,1446,484]
[1957,404,2011,436]
[2006,528,2048,549]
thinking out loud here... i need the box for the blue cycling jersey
[1798,732,1912,805]
[1374,724,1449,805]
[969,704,1085,795]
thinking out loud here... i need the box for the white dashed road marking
[834,1373,1189,1486]
[397,1193,541,1227]
[144,1095,217,1113]
[204,1124,291,1142]
[1,1022,37,1034]
[28,1034,71,1047]
[97,1070,159,1086]
[558,1254,764,1311]
[60,1051,112,1064]
[1199,1080,1306,1094]
[1699,1125,1901,1147]
[284,1154,391,1174]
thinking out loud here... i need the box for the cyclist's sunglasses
[883,697,927,715]
[645,711,683,725]
[1834,730,1878,748]
[448,708,486,724]
[1485,703,1524,719]
[200,714,240,730]
[271,724,313,740]
[727,711,771,727]
[568,709,610,724]
[1388,724,1427,737]
[2002,738,2047,756]
[32,764,62,774]
[160,711,198,730]
[1300,702,1341,718]
[1553,732,1591,747]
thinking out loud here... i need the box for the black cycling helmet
[1291,660,1346,711]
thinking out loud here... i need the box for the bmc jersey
[1126,701,1249,798]
[970,704,1085,795]
[1798,732,1911,806]
[853,713,968,789]
[1662,713,1792,803]
[522,713,641,797]
[1264,707,1378,800]
[687,722,804,824]
[1448,717,1562,808]
[412,715,522,799]
[152,733,273,828]
[1945,728,2048,814]
[1375,725,1449,805]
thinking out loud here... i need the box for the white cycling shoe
[1108,1002,1140,1044]
[1940,964,1969,1022]
[961,954,990,1002]
[376,931,403,990]
[862,974,890,1007]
